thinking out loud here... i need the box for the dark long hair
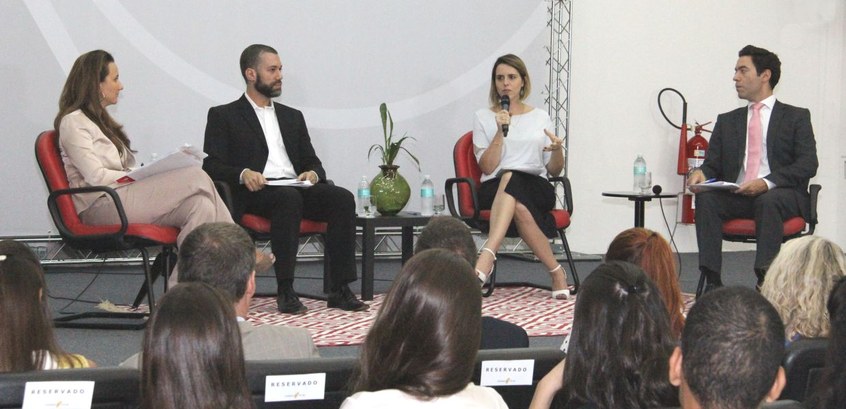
[54,50,132,157]
[352,249,482,399]
[807,278,846,409]
[0,240,82,372]
[556,261,678,409]
[140,283,253,409]
[605,228,685,338]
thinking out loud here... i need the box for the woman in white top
[473,54,569,299]
[342,249,508,409]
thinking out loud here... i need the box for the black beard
[255,80,281,98]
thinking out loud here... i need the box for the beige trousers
[80,166,234,286]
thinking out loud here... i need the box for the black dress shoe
[328,284,369,312]
[277,285,307,315]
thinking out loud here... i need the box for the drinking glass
[363,195,377,217]
[433,194,445,215]
[639,171,653,194]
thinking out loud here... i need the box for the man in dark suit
[689,45,818,291]
[203,44,367,314]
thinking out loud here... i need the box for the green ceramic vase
[370,165,410,216]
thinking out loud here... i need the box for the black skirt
[477,170,557,238]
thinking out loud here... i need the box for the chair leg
[559,230,580,294]
[132,248,172,309]
[695,270,707,299]
[322,234,331,294]
[139,248,156,313]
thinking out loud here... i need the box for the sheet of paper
[120,144,206,183]
[690,180,740,193]
[266,179,313,188]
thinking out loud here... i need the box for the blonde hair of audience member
[140,282,253,409]
[350,249,487,400]
[0,240,92,371]
[761,235,846,340]
[605,228,685,339]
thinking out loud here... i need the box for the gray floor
[45,251,758,366]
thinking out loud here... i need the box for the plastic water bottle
[633,154,647,193]
[357,176,371,216]
[420,175,435,216]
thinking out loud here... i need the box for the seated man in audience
[415,216,529,349]
[669,287,786,409]
[121,222,318,367]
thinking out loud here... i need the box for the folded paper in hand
[117,144,206,183]
[690,180,740,193]
[266,179,313,188]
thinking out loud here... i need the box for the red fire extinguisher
[659,88,712,224]
[680,123,710,224]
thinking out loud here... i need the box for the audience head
[178,222,256,306]
[806,277,846,409]
[738,45,781,89]
[671,287,785,409]
[558,261,677,409]
[414,216,477,265]
[605,227,685,338]
[55,49,130,155]
[761,235,846,340]
[0,240,80,372]
[353,249,482,399]
[489,54,532,107]
[140,282,252,409]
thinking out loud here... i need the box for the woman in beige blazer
[54,50,267,277]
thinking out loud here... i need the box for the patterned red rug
[245,288,697,347]
[116,287,696,347]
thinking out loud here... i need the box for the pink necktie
[744,102,764,183]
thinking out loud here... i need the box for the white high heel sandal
[550,265,571,300]
[476,247,496,286]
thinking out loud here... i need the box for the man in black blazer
[689,45,818,291]
[203,44,367,314]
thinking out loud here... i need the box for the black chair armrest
[445,176,480,220]
[47,185,129,242]
[548,176,574,215]
[213,180,238,220]
[807,184,821,234]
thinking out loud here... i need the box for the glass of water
[433,194,445,215]
[639,171,652,194]
[363,195,376,217]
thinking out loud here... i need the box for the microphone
[500,95,510,137]
[652,185,663,195]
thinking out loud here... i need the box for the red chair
[35,130,178,329]
[213,181,332,297]
[694,184,822,297]
[445,131,580,296]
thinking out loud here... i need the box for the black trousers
[695,187,806,277]
[244,183,358,291]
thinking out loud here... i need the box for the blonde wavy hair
[761,235,846,339]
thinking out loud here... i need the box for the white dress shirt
[245,93,297,179]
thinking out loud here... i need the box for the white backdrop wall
[1,0,843,254]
